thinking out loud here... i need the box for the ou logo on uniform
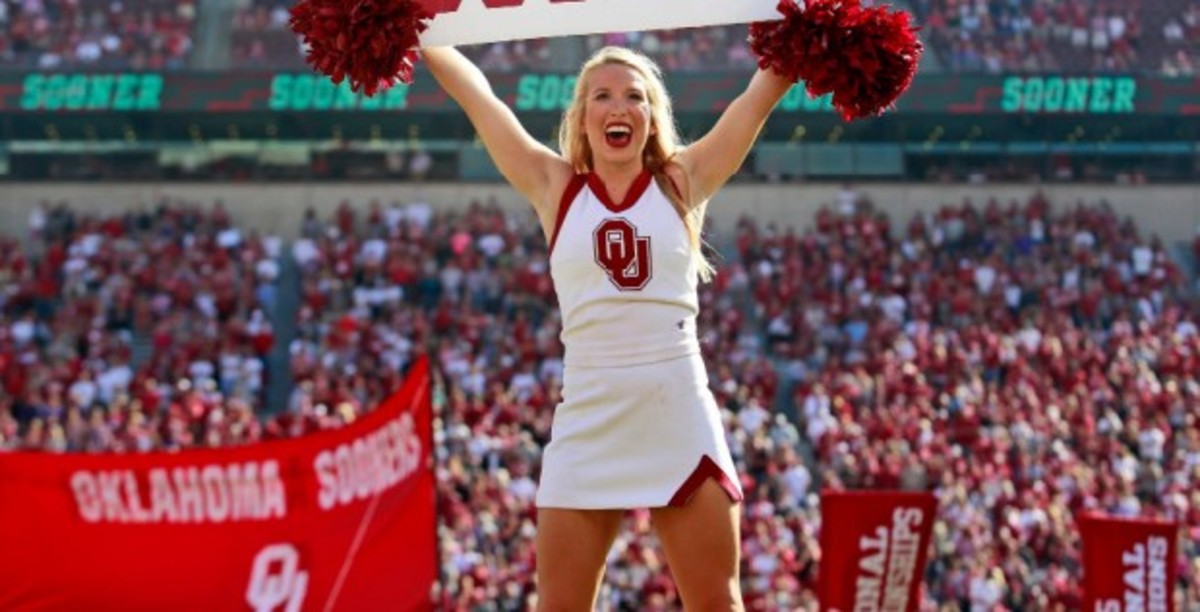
[593,218,652,290]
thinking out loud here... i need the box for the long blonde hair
[557,46,715,282]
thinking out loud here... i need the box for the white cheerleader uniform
[535,169,742,509]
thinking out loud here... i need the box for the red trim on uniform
[668,455,743,507]
[548,174,588,255]
[587,168,653,213]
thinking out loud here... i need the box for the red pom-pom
[290,0,433,97]
[750,0,923,121]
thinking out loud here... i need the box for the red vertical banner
[0,357,436,612]
[818,491,938,612]
[1079,513,1178,612]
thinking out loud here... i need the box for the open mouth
[604,124,633,148]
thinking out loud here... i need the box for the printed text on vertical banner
[1079,513,1178,612]
[818,490,937,612]
[0,357,435,612]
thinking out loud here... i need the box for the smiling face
[558,47,680,175]
[582,63,654,169]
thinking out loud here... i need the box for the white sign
[420,0,784,47]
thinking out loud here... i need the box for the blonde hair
[557,46,715,282]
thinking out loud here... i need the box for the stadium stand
[1,0,1198,605]
[906,0,1200,75]
[219,0,1200,74]
[0,0,197,70]
[5,0,1195,74]
[3,189,1195,609]
[737,189,1198,608]
[1,199,280,451]
[229,0,297,68]
[227,0,759,74]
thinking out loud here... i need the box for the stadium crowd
[222,0,1200,76]
[3,187,1196,609]
[0,0,196,70]
[910,0,1200,75]
[5,0,1198,76]
[228,0,759,73]
[737,189,1199,607]
[2,0,1198,606]
[0,199,280,452]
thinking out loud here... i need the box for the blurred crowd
[0,0,195,70]
[227,0,758,73]
[910,0,1200,75]
[2,187,1197,609]
[227,0,1200,75]
[0,199,280,452]
[736,189,1199,608]
[8,0,1194,75]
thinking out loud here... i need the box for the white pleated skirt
[536,353,742,509]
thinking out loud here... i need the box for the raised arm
[421,47,569,215]
[675,69,792,204]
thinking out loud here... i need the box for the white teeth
[606,125,632,136]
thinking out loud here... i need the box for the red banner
[818,491,937,612]
[0,358,435,612]
[1079,513,1178,612]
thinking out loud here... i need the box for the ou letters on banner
[0,358,436,612]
